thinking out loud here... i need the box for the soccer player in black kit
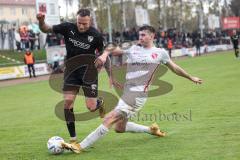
[231,30,239,58]
[37,9,109,144]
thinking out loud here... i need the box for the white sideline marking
[0,54,21,64]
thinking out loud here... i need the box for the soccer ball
[47,136,64,155]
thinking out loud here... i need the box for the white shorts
[114,97,147,118]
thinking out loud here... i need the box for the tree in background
[229,0,240,16]
[75,0,237,35]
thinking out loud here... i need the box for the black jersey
[52,22,104,60]
[231,35,239,48]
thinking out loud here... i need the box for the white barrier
[172,44,233,57]
[0,63,50,80]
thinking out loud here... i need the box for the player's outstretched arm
[97,46,124,64]
[94,53,123,89]
[166,59,203,84]
[36,13,53,33]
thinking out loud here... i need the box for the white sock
[80,124,109,149]
[125,122,150,134]
[70,137,77,141]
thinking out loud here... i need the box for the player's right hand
[36,13,45,22]
[190,76,203,84]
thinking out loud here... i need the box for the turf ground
[0,50,46,67]
[0,51,239,160]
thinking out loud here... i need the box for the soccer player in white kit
[62,25,203,153]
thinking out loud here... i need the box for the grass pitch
[0,51,239,160]
[0,50,46,67]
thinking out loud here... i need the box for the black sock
[97,99,100,108]
[64,108,76,138]
[235,49,239,57]
[95,98,103,110]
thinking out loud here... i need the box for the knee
[103,116,111,126]
[88,108,96,112]
[114,127,125,133]
[64,99,74,109]
[86,101,97,112]
[103,114,117,128]
[87,104,96,112]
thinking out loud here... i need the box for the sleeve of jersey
[160,49,171,64]
[52,22,68,35]
[96,35,104,53]
[122,45,134,56]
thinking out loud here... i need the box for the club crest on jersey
[70,30,75,35]
[88,36,94,42]
[91,84,97,90]
[151,53,158,59]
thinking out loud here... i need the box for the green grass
[0,51,240,160]
[0,50,46,67]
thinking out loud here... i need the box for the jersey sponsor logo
[88,36,94,42]
[68,38,91,49]
[131,60,148,66]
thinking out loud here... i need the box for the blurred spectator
[195,37,201,56]
[0,25,7,49]
[35,33,40,50]
[231,30,239,58]
[28,30,36,50]
[8,28,15,50]
[20,27,29,50]
[45,32,62,47]
[52,54,61,73]
[24,49,36,78]
[167,38,173,58]
[14,28,21,52]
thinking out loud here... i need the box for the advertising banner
[0,63,50,80]
[222,17,240,29]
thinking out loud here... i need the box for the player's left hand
[190,76,203,84]
[94,57,105,69]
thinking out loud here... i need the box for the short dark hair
[77,9,91,17]
[139,25,155,33]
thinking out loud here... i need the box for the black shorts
[63,68,98,98]
[234,46,239,50]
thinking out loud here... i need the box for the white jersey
[115,45,170,118]
[124,45,170,93]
